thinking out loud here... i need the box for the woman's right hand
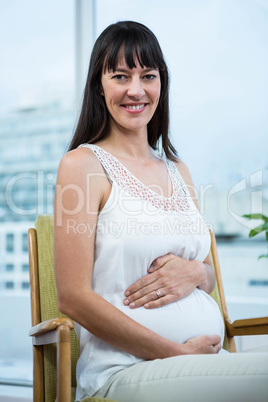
[183,335,222,354]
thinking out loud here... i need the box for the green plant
[242,213,268,259]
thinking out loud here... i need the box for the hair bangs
[104,31,160,72]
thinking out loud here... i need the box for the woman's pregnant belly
[120,289,225,346]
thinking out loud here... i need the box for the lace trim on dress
[79,144,196,218]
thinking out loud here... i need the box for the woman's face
[101,56,161,135]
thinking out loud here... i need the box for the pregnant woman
[54,21,268,402]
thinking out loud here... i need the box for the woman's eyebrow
[113,67,158,73]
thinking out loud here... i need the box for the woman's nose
[127,77,145,98]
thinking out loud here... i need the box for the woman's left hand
[123,254,206,309]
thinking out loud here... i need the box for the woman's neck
[97,126,153,162]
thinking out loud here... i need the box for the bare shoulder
[58,146,103,176]
[173,158,199,209]
[173,159,193,185]
[56,146,110,213]
[57,146,110,188]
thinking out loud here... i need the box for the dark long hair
[68,21,177,160]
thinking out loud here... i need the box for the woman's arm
[54,149,220,358]
[123,159,216,309]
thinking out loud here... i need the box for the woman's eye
[143,74,156,81]
[112,75,127,81]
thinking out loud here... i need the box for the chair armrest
[29,317,74,346]
[30,317,73,401]
[29,317,74,337]
[226,316,268,337]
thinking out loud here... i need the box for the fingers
[211,335,221,353]
[148,253,176,272]
[210,334,221,346]
[184,335,222,355]
[124,254,191,309]
[128,294,177,309]
[205,335,221,354]
[125,272,158,298]
[124,268,170,306]
[124,286,166,309]
[144,294,178,309]
[214,341,222,354]
[124,254,176,299]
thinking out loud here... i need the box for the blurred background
[0,0,267,400]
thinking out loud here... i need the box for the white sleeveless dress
[74,144,225,400]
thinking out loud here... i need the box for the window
[22,264,29,272]
[22,233,28,253]
[6,264,14,272]
[6,234,14,252]
[5,281,14,289]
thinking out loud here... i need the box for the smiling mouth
[122,103,147,111]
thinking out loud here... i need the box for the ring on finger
[156,290,162,298]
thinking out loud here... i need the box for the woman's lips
[121,103,147,113]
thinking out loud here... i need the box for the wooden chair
[28,215,268,402]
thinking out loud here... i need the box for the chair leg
[228,336,237,353]
[57,325,72,402]
[33,345,44,402]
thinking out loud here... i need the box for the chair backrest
[32,215,79,401]
[30,215,235,401]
